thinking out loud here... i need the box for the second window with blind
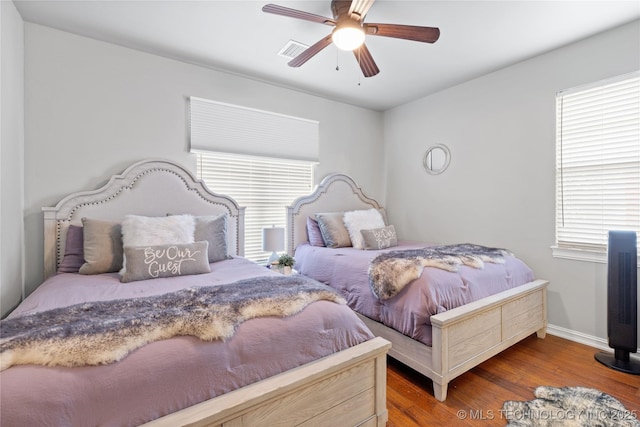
[189,97,318,264]
[554,71,640,261]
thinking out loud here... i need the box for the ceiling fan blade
[353,43,380,78]
[262,4,336,26]
[348,0,376,21]
[288,35,333,68]
[364,23,440,43]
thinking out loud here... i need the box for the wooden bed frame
[287,173,549,402]
[42,160,391,427]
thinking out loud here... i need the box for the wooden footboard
[143,337,391,427]
[357,280,548,402]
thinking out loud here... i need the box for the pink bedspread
[294,241,535,346]
[0,257,374,426]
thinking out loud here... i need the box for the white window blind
[555,71,640,259]
[189,97,319,162]
[194,150,313,263]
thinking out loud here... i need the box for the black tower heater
[595,230,640,374]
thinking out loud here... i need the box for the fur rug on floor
[0,275,345,371]
[502,386,639,427]
[368,243,512,300]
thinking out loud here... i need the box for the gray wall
[383,20,640,346]
[21,23,384,297]
[1,0,25,317]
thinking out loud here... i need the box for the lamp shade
[262,227,285,252]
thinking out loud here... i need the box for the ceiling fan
[262,0,440,78]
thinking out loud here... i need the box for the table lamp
[262,226,285,265]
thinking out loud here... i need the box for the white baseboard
[547,323,640,357]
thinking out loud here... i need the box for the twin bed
[0,160,390,427]
[286,173,549,401]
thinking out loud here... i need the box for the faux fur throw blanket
[0,275,345,371]
[502,386,640,426]
[368,243,512,300]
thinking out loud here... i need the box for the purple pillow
[58,225,85,273]
[306,217,325,247]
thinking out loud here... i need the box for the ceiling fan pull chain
[357,49,361,86]
[336,49,340,71]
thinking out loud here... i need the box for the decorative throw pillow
[194,214,230,263]
[315,212,351,248]
[120,241,211,283]
[361,225,398,250]
[343,209,386,250]
[58,225,85,273]
[306,216,325,247]
[79,218,123,275]
[121,214,195,274]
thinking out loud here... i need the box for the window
[194,151,313,263]
[188,97,319,263]
[554,72,640,262]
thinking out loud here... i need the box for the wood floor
[386,334,640,426]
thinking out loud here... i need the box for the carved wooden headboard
[42,159,245,278]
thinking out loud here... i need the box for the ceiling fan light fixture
[262,1,440,78]
[331,22,365,51]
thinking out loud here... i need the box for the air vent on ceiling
[278,40,309,59]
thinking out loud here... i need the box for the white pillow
[343,209,385,250]
[121,214,196,274]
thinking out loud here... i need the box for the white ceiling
[14,0,640,111]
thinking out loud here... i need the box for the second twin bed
[287,173,548,401]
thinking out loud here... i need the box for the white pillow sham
[343,209,386,250]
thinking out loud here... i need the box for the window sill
[551,246,640,265]
[551,246,607,264]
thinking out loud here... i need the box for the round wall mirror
[423,144,451,175]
